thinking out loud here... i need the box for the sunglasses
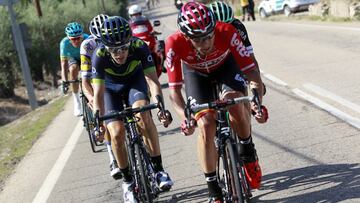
[190,31,215,43]
[69,36,82,41]
[105,42,131,53]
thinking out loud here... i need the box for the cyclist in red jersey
[128,5,165,77]
[165,2,268,202]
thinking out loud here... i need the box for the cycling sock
[205,171,222,198]
[239,135,257,162]
[239,135,252,144]
[106,142,116,164]
[120,166,133,183]
[151,155,164,173]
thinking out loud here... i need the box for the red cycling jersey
[165,22,255,89]
[129,16,156,51]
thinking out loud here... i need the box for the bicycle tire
[134,143,153,202]
[224,139,244,203]
[81,97,97,153]
[231,131,252,201]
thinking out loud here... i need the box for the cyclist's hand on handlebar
[61,81,69,95]
[251,105,269,124]
[181,119,196,136]
[94,123,105,143]
[157,110,172,128]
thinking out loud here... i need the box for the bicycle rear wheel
[134,143,153,202]
[224,139,244,203]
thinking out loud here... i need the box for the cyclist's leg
[129,70,173,190]
[69,59,82,116]
[104,85,132,182]
[68,58,80,93]
[183,65,222,200]
[217,55,262,189]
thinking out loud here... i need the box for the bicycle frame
[185,82,258,202]
[95,95,166,202]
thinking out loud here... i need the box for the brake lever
[251,88,262,116]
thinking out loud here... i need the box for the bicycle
[62,79,102,153]
[184,83,261,203]
[94,95,169,202]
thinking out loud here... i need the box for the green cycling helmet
[208,1,234,23]
[65,22,83,37]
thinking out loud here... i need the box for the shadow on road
[158,127,181,137]
[254,163,360,202]
[158,184,208,203]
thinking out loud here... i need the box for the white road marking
[263,74,288,86]
[292,89,360,129]
[278,22,360,32]
[303,83,360,114]
[32,119,83,203]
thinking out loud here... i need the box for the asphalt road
[0,0,359,202]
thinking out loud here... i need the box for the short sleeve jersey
[231,19,253,54]
[165,21,255,89]
[80,35,101,78]
[60,33,90,61]
[92,37,156,84]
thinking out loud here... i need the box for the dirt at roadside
[0,82,60,126]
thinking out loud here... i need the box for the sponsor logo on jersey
[235,73,246,84]
[230,33,250,57]
[147,55,153,62]
[132,25,149,34]
[166,48,175,72]
[187,50,229,70]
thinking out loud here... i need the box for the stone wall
[309,0,360,18]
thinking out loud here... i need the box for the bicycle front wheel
[82,97,97,153]
[134,143,153,202]
[224,139,244,203]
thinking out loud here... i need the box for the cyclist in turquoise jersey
[80,14,123,180]
[60,22,89,116]
[92,16,173,203]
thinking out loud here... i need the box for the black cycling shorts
[104,68,149,124]
[183,54,247,113]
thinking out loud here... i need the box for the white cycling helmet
[128,4,142,16]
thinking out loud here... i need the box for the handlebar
[94,95,168,130]
[184,88,262,124]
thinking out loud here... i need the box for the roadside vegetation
[0,96,67,189]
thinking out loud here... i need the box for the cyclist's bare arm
[93,83,105,116]
[246,69,264,102]
[169,87,187,120]
[144,71,163,103]
[60,58,69,81]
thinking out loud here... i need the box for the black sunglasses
[190,31,215,43]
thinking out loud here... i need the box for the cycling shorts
[183,55,247,115]
[104,68,149,124]
[68,58,80,67]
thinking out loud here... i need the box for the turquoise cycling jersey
[60,33,90,61]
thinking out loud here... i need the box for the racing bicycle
[95,95,170,202]
[62,79,102,153]
[184,83,261,203]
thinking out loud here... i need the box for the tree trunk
[33,0,42,17]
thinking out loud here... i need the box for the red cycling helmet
[177,2,216,38]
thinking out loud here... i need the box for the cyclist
[165,2,268,202]
[80,14,122,180]
[92,16,174,203]
[128,4,166,77]
[209,1,267,95]
[60,22,89,116]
